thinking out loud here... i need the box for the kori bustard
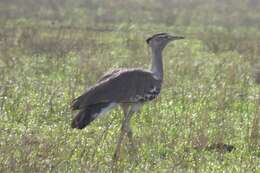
[71,33,184,160]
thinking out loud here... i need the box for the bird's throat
[150,49,163,80]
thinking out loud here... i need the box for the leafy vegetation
[0,0,259,172]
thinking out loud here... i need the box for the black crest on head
[146,33,169,44]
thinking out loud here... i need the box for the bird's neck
[150,48,163,80]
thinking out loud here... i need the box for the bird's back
[71,68,162,110]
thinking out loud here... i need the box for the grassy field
[0,0,259,172]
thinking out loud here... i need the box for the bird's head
[146,33,184,50]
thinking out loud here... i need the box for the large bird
[71,33,184,162]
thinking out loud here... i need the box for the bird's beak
[169,35,185,41]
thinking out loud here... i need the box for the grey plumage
[71,33,184,130]
[72,69,161,109]
[71,69,161,129]
[71,102,110,129]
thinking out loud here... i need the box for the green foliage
[0,0,259,172]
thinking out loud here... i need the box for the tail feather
[71,108,94,129]
[71,97,81,110]
[71,103,111,129]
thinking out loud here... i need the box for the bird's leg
[125,124,139,166]
[122,105,135,149]
[126,123,137,154]
[112,105,133,169]
[126,104,142,154]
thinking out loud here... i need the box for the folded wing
[71,69,162,110]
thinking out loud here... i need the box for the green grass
[0,1,260,172]
[0,30,259,172]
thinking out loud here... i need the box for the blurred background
[0,0,260,58]
[1,0,260,26]
[0,0,259,172]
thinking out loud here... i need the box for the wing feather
[71,69,161,110]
